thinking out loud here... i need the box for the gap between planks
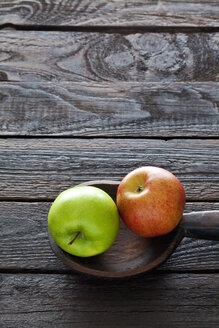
[0,136,219,140]
[0,23,219,34]
[0,199,218,203]
[0,268,219,275]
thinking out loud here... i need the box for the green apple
[48,186,120,257]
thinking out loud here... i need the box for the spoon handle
[180,210,219,241]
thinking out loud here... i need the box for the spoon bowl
[48,180,219,278]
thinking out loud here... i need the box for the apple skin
[48,186,120,257]
[116,166,186,237]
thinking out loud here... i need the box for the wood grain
[0,31,218,83]
[0,138,218,201]
[1,138,218,201]
[0,201,218,273]
[0,273,219,328]
[0,0,218,27]
[0,82,218,137]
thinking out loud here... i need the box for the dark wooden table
[0,1,219,327]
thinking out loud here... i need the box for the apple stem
[137,186,144,193]
[68,231,81,245]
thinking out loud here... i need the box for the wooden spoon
[48,180,219,278]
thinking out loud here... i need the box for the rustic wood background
[0,1,218,327]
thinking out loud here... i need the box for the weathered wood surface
[0,0,218,27]
[0,0,218,326]
[0,31,218,83]
[0,201,218,272]
[0,82,218,137]
[1,273,219,328]
[0,139,218,201]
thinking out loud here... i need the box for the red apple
[116,166,186,237]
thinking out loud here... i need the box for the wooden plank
[0,82,218,137]
[0,138,218,201]
[0,201,219,272]
[0,273,218,328]
[0,0,218,27]
[0,138,219,200]
[0,31,218,83]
